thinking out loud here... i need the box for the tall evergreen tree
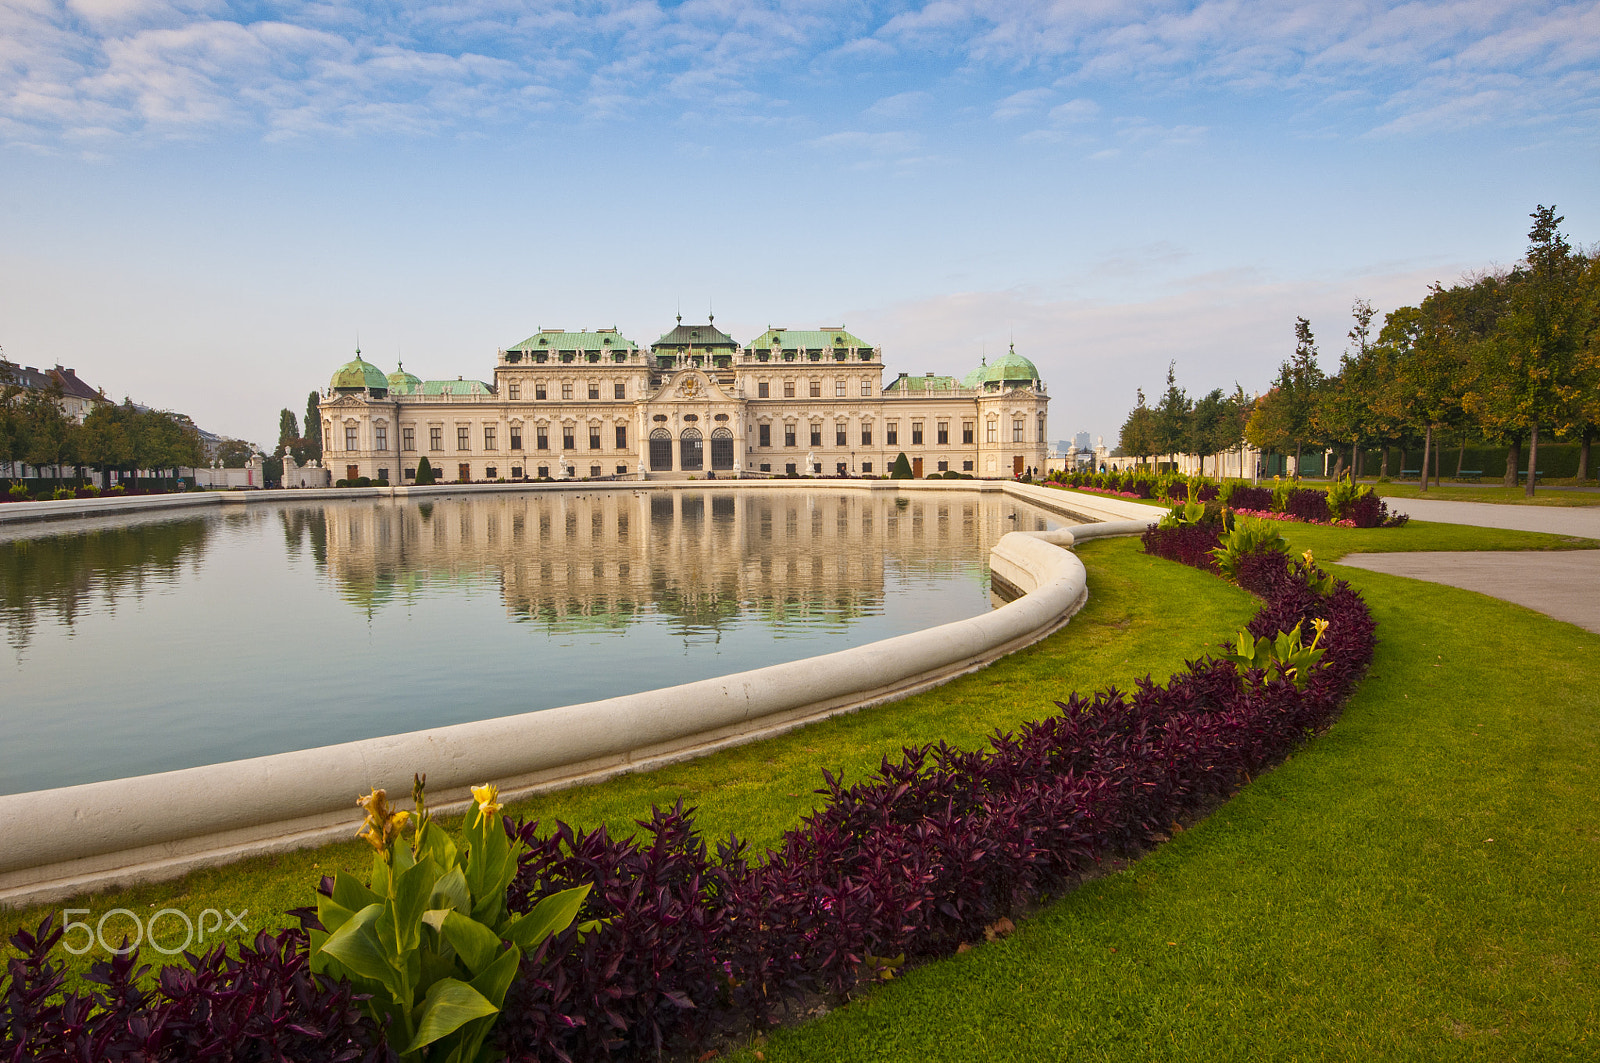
[304,391,323,458]
[278,409,299,454]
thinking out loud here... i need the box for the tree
[1153,362,1191,472]
[1187,388,1228,478]
[216,438,256,467]
[889,452,913,479]
[304,391,323,460]
[278,409,300,454]
[1117,388,1157,468]
[1313,300,1379,480]
[20,381,74,488]
[1281,317,1327,475]
[415,455,436,485]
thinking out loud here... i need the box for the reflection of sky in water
[0,490,1063,795]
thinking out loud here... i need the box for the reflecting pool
[1,488,1066,795]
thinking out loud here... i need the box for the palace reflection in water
[309,489,1054,634]
[1,489,1061,795]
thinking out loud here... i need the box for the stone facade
[318,320,1050,484]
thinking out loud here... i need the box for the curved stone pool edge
[0,483,1156,909]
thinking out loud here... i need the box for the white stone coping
[0,483,1155,908]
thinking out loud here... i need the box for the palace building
[318,317,1049,483]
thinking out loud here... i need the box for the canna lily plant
[1222,617,1330,691]
[312,774,591,1063]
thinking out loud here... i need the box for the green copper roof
[747,327,872,351]
[387,364,423,394]
[961,359,988,388]
[983,345,1041,386]
[330,352,389,392]
[884,374,959,393]
[416,379,494,396]
[653,320,739,350]
[507,329,639,353]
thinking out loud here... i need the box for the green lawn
[1371,482,1600,507]
[724,529,1600,1062]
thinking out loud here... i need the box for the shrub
[889,453,913,479]
[7,483,29,501]
[415,456,436,485]
[1208,517,1290,582]
[1227,485,1273,511]
[336,479,351,488]
[1344,490,1408,528]
[1283,489,1330,523]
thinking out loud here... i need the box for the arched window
[649,428,673,470]
[710,427,734,470]
[680,427,704,471]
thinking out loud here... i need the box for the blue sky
[1,0,1596,449]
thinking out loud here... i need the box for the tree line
[1117,206,1599,495]
[0,368,206,488]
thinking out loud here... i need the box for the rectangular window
[457,427,470,451]
[835,425,847,446]
[345,427,358,451]
[862,462,872,473]
[615,425,627,449]
[784,381,795,398]
[402,427,415,451]
[537,464,549,478]
[962,422,974,444]
[861,380,872,396]
[987,421,998,443]
[510,427,522,450]
[429,427,442,451]
[588,383,599,400]
[484,427,496,451]
[562,383,573,400]
[861,426,872,445]
[758,382,769,398]
[809,380,821,398]
[834,379,847,397]
[911,421,923,445]
[374,426,387,450]
[810,424,822,447]
[615,382,626,400]
[963,460,973,471]
[535,384,546,400]
[886,422,898,445]
[784,425,796,447]
[760,463,771,472]
[937,421,949,445]
[405,467,416,479]
[1013,418,1025,442]
[1038,415,1046,442]
[536,427,548,450]
[563,427,575,450]
[759,424,771,447]
[589,427,601,450]
[511,466,522,479]
[937,460,949,472]
[486,466,497,479]
[508,382,520,400]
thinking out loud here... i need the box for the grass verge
[1371,483,1600,507]
[722,527,1600,1062]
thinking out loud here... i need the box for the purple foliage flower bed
[1226,485,1274,510]
[1284,488,1331,523]
[4,533,1377,1063]
[1140,522,1223,571]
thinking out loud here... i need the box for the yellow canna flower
[472,783,503,827]
[1302,549,1315,567]
[1310,617,1329,649]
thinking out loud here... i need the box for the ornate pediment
[653,369,737,405]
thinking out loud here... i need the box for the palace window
[538,465,549,478]
[402,427,415,451]
[810,424,822,447]
[616,425,627,449]
[759,424,770,447]
[484,427,496,451]
[429,427,442,451]
[809,380,821,398]
[963,422,974,444]
[374,426,387,450]
[589,383,600,400]
[835,379,847,397]
[510,427,522,450]
[615,382,626,399]
[563,427,575,450]
[911,421,923,445]
[835,424,847,446]
[862,462,872,473]
[589,426,601,450]
[936,421,949,444]
[562,383,573,400]
[886,422,898,445]
[937,460,948,472]
[861,426,872,445]
[1038,414,1046,441]
[345,427,358,451]
[784,381,795,398]
[1014,418,1025,442]
[508,383,520,400]
[987,420,998,443]
[486,466,497,478]
[535,384,547,400]
[758,382,769,398]
[860,379,871,396]
[457,427,470,451]
[962,460,973,471]
[511,466,522,479]
[784,424,796,447]
[536,427,548,450]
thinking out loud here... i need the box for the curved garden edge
[0,484,1149,910]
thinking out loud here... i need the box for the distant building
[1,361,109,423]
[318,319,1051,483]
[1074,431,1091,451]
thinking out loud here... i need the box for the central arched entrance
[679,427,703,471]
[710,427,734,470]
[649,428,673,471]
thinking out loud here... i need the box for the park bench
[1400,469,1420,479]
[1455,470,1483,482]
